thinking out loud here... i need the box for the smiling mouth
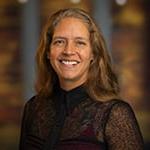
[59,59,80,65]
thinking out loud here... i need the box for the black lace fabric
[104,101,144,150]
[19,85,144,150]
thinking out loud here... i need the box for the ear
[90,53,94,61]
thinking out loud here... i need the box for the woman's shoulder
[94,98,130,109]
[99,99,137,124]
[24,95,53,111]
[85,98,132,113]
[108,99,135,115]
[22,95,56,122]
[105,98,131,107]
[94,99,134,120]
[93,99,136,132]
[22,96,39,114]
[24,95,38,107]
[105,99,133,112]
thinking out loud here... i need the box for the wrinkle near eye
[76,41,86,46]
[52,38,66,47]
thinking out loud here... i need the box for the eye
[76,40,86,46]
[52,39,65,46]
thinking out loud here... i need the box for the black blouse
[19,85,144,150]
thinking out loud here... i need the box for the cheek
[49,49,57,60]
[49,50,56,67]
[81,50,93,61]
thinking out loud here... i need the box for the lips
[59,59,80,65]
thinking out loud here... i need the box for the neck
[59,80,86,91]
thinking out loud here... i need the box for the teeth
[61,60,78,65]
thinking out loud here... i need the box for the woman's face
[48,17,93,90]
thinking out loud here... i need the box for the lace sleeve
[105,101,144,150]
[19,101,29,150]
[19,96,36,150]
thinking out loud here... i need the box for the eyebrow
[52,36,66,41]
[52,36,89,41]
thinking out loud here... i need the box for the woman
[19,8,144,150]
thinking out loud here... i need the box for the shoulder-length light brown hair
[35,8,120,101]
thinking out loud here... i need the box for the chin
[62,76,76,81]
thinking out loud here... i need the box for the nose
[63,41,76,55]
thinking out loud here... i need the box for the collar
[54,84,89,114]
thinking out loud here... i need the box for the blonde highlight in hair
[35,8,120,100]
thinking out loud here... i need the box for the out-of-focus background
[0,0,149,149]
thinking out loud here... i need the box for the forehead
[53,17,89,37]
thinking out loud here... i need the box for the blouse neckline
[54,84,89,114]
